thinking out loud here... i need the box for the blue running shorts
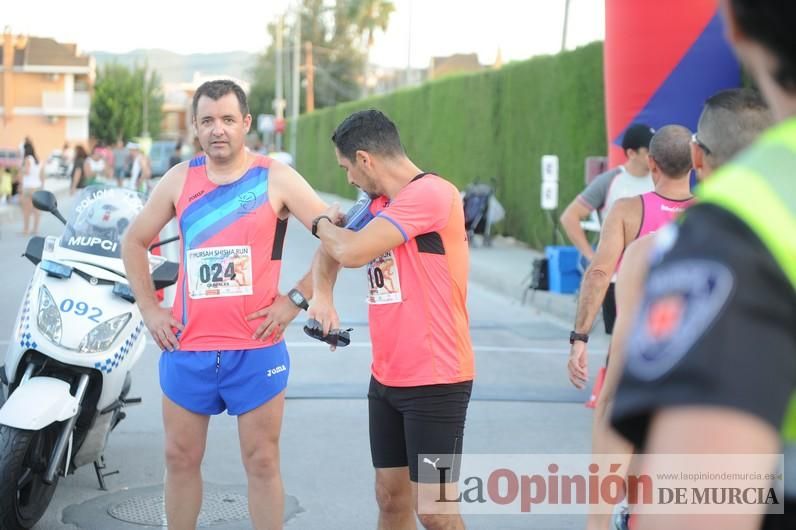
[159,342,290,416]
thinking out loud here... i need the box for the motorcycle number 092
[59,298,103,322]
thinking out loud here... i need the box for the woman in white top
[20,141,44,235]
[83,146,108,186]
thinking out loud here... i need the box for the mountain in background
[91,49,257,85]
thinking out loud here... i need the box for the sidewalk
[468,236,579,324]
[0,177,71,225]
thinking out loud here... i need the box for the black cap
[621,123,655,151]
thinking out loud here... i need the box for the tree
[90,64,163,144]
[352,0,395,94]
[353,0,394,51]
[248,38,278,121]
[248,0,394,118]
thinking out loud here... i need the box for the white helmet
[81,194,140,236]
[86,202,121,230]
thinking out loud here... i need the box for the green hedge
[290,42,606,249]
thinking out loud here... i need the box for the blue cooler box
[545,246,582,294]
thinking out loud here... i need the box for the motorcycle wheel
[0,424,61,530]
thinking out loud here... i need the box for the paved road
[0,191,606,529]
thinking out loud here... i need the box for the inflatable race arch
[604,0,741,166]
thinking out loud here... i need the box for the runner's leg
[402,382,472,530]
[414,481,464,530]
[162,395,210,530]
[376,467,417,530]
[238,390,287,530]
[370,376,416,529]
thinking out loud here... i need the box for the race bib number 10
[187,245,253,299]
[367,250,402,304]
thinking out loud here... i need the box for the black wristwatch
[287,288,309,311]
[569,331,589,345]
[312,215,333,238]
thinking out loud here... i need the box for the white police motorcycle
[0,185,177,529]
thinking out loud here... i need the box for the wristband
[312,215,333,238]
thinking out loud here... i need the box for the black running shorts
[602,282,617,335]
[367,376,472,483]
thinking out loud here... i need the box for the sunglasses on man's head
[691,133,712,156]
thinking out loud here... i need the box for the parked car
[149,140,177,177]
[0,148,22,170]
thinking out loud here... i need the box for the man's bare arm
[268,160,329,230]
[573,199,636,334]
[315,214,405,268]
[560,199,597,260]
[242,160,333,339]
[309,247,343,336]
[121,164,185,350]
[637,408,779,530]
[568,199,637,388]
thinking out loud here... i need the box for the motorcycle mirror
[31,190,67,225]
[32,190,56,212]
[148,235,180,251]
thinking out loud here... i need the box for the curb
[468,241,579,323]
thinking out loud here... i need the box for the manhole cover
[108,491,249,526]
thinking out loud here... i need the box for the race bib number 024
[187,245,253,299]
[367,250,402,304]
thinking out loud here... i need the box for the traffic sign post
[541,155,560,245]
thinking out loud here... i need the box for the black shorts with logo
[368,376,472,483]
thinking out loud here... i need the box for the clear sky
[5,0,604,67]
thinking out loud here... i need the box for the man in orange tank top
[310,110,475,530]
[123,80,329,530]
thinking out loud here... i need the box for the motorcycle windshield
[59,185,145,259]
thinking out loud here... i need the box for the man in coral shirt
[311,109,475,530]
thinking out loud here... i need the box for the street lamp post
[274,15,286,150]
[561,0,571,52]
[289,9,300,162]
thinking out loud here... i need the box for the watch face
[290,292,302,304]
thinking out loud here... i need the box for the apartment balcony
[42,91,90,117]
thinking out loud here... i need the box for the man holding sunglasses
[309,109,475,530]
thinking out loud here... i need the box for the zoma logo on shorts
[266,365,287,377]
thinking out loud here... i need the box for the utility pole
[561,0,571,52]
[405,0,413,85]
[305,41,314,113]
[274,15,286,150]
[289,9,301,162]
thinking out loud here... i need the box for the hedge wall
[290,42,606,249]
